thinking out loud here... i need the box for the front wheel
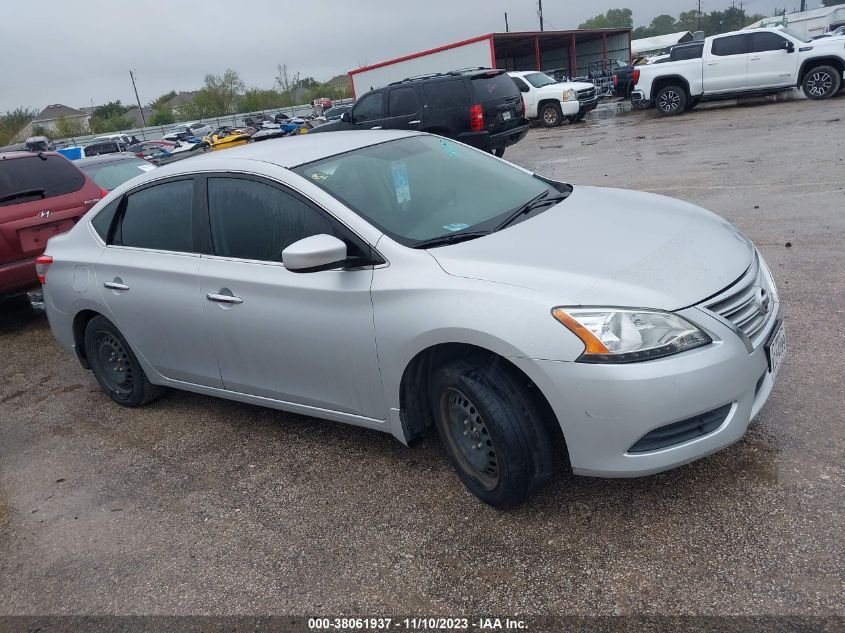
[539,103,563,127]
[655,85,687,116]
[430,359,554,509]
[84,316,163,407]
[802,66,841,100]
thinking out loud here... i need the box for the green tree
[181,69,245,118]
[0,107,36,145]
[240,88,286,112]
[89,114,134,133]
[149,110,175,126]
[54,116,88,138]
[148,90,177,111]
[579,8,633,29]
[275,64,302,109]
[92,100,127,120]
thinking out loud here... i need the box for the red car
[0,151,105,297]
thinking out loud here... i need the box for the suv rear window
[470,73,520,102]
[0,154,86,207]
[423,80,469,109]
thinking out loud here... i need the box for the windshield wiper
[494,190,570,232]
[412,231,491,249]
[0,188,46,204]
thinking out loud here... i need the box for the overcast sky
[2,0,795,112]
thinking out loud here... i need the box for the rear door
[748,32,799,88]
[0,154,100,270]
[382,86,422,131]
[468,71,523,134]
[94,177,223,388]
[704,34,750,93]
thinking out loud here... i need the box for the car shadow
[0,291,46,335]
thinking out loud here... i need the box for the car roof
[76,153,144,166]
[154,130,422,174]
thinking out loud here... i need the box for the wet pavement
[1,96,843,618]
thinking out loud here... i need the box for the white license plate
[502,111,512,120]
[765,321,786,378]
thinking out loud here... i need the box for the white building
[631,31,694,57]
[744,4,845,39]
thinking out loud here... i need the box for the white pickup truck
[508,71,599,127]
[632,27,845,116]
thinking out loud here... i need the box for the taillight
[100,188,109,199]
[633,69,641,85]
[35,255,52,284]
[612,75,618,86]
[469,103,485,132]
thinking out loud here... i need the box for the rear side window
[207,177,333,263]
[423,80,469,109]
[671,45,703,60]
[751,32,788,52]
[117,179,193,252]
[388,87,419,116]
[711,34,749,56]
[91,199,120,241]
[471,73,521,102]
[0,155,85,207]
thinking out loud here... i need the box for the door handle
[707,62,719,66]
[206,292,243,305]
[409,120,421,125]
[103,280,129,290]
[750,56,761,61]
[370,126,383,130]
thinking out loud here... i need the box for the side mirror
[282,234,347,272]
[341,111,352,123]
[784,41,795,53]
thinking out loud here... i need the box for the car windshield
[779,27,811,43]
[294,136,561,246]
[78,158,154,191]
[524,72,557,88]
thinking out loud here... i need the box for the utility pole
[538,0,544,32]
[505,12,509,32]
[698,0,702,32]
[800,0,806,11]
[129,70,146,127]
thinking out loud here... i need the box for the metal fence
[52,98,355,147]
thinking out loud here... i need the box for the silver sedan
[39,131,785,508]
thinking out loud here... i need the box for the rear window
[0,155,86,207]
[471,73,521,102]
[78,158,155,191]
[423,80,469,109]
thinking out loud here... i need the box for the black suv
[309,68,529,157]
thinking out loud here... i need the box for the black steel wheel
[655,85,687,116]
[430,358,554,509]
[802,66,841,100]
[84,316,162,407]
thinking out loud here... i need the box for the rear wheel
[539,103,563,127]
[430,358,554,509]
[84,316,162,407]
[802,65,841,100]
[492,147,505,158]
[655,85,687,116]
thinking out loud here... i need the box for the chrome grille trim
[702,251,778,349]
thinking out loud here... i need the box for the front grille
[628,404,732,453]
[578,88,597,101]
[704,253,776,348]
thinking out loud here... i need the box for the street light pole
[538,0,544,32]
[129,70,146,127]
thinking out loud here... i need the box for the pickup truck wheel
[540,103,563,127]
[430,358,554,509]
[802,66,841,100]
[655,85,687,116]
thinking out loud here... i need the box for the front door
[346,90,386,130]
[747,32,799,88]
[196,175,385,419]
[704,34,750,93]
[95,177,223,387]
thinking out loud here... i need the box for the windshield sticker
[310,172,329,182]
[137,165,156,172]
[391,162,411,205]
[439,139,460,158]
[443,223,469,232]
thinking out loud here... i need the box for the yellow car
[204,127,253,151]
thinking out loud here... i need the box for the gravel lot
[1,95,843,620]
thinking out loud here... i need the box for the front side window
[352,92,384,123]
[117,179,193,251]
[294,135,557,246]
[207,177,334,262]
[511,77,530,92]
[711,34,749,56]
[751,32,788,52]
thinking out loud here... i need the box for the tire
[655,85,687,116]
[685,96,701,111]
[802,65,841,100]
[430,358,554,509]
[539,103,563,127]
[492,147,505,158]
[84,316,162,407]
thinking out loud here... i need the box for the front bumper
[510,305,782,477]
[578,97,599,114]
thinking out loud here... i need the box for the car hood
[428,186,754,311]
[558,81,595,91]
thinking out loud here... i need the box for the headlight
[552,307,712,363]
[562,89,577,102]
